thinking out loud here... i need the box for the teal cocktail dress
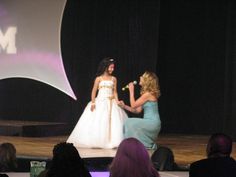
[124,101,161,149]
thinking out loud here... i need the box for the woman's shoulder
[142,92,157,102]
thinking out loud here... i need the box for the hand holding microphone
[122,80,137,91]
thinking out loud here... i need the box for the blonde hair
[140,71,160,98]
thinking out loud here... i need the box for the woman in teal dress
[119,71,161,149]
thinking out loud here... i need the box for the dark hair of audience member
[46,142,91,177]
[206,133,232,158]
[0,143,17,172]
[109,138,160,177]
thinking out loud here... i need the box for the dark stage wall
[157,0,236,139]
[0,0,236,139]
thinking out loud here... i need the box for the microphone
[122,81,137,91]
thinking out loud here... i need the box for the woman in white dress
[67,57,127,149]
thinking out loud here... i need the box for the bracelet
[91,102,95,105]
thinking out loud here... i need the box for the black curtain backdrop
[157,0,227,134]
[1,0,236,140]
[224,0,236,139]
[157,0,236,139]
[61,0,160,122]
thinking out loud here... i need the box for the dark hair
[46,142,91,177]
[206,133,232,158]
[151,146,175,171]
[0,143,17,172]
[109,138,159,177]
[96,57,115,76]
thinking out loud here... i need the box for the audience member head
[46,142,91,177]
[109,138,160,177]
[206,133,233,158]
[140,71,160,98]
[0,143,17,172]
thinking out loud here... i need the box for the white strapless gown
[67,80,127,149]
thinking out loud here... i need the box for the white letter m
[0,27,17,54]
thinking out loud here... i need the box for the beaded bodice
[97,79,114,99]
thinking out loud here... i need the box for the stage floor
[1,134,236,166]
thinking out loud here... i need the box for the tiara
[110,58,114,61]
